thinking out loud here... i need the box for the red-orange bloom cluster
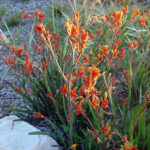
[35,9,45,21]
[112,10,123,26]
[102,122,114,139]
[128,41,138,49]
[41,58,47,71]
[139,16,146,26]
[23,12,30,19]
[61,84,68,95]
[123,5,129,15]
[76,106,83,115]
[121,98,127,105]
[34,113,45,119]
[14,88,21,93]
[71,144,78,150]
[92,95,99,108]
[46,93,52,98]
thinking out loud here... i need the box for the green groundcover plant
[0,0,150,149]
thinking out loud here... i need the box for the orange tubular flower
[39,12,45,21]
[71,144,78,150]
[42,59,47,71]
[121,136,127,143]
[76,106,83,115]
[15,47,24,55]
[23,12,30,19]
[61,84,68,95]
[123,5,129,15]
[71,25,79,37]
[46,93,52,98]
[91,33,94,39]
[83,55,90,63]
[35,9,39,17]
[101,98,108,108]
[14,88,21,93]
[65,20,72,35]
[89,129,99,137]
[112,10,123,26]
[68,113,71,121]
[26,88,30,93]
[71,87,78,97]
[74,11,79,23]
[97,28,102,35]
[82,30,88,42]
[139,16,146,25]
[121,98,127,105]
[92,95,99,108]
[34,24,45,33]
[34,113,45,119]
[79,88,86,95]
[89,66,100,79]
[102,122,109,132]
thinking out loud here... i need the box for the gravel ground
[0,0,52,118]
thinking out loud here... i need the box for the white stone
[0,115,59,150]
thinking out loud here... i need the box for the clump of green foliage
[6,12,22,27]
[0,6,7,19]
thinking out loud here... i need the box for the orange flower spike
[71,144,78,150]
[133,41,138,49]
[15,47,24,55]
[82,30,88,42]
[26,88,30,93]
[102,45,109,55]
[68,113,71,121]
[46,93,52,98]
[127,77,131,83]
[101,123,108,132]
[23,12,30,19]
[39,12,45,21]
[34,113,45,119]
[121,98,127,105]
[71,87,78,97]
[97,54,103,62]
[131,7,140,20]
[92,95,99,108]
[74,11,79,23]
[139,16,146,26]
[14,88,21,93]
[65,20,72,34]
[71,25,79,37]
[97,28,102,35]
[89,66,100,79]
[41,59,47,71]
[76,106,83,115]
[65,55,69,61]
[122,136,127,143]
[101,99,108,108]
[34,24,45,33]
[61,84,68,95]
[91,33,94,39]
[123,5,129,15]
[35,9,39,17]
[112,10,123,26]
[79,88,86,95]
[74,101,79,108]
[111,77,116,85]
[83,55,90,63]
[78,67,84,77]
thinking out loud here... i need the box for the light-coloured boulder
[0,115,59,150]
